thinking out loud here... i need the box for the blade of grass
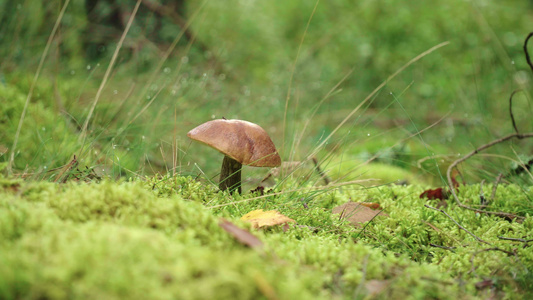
[79,0,142,145]
[306,41,450,161]
[8,0,71,175]
[207,179,377,209]
[139,0,208,102]
[281,0,320,161]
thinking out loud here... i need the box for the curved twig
[509,90,522,135]
[446,132,533,221]
[524,32,533,73]
[425,205,491,245]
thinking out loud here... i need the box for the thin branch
[429,243,456,251]
[446,132,532,221]
[311,156,331,185]
[498,236,533,243]
[524,32,533,73]
[55,155,79,183]
[470,247,517,275]
[498,236,533,248]
[490,173,503,202]
[424,204,491,245]
[479,179,487,208]
[509,90,522,135]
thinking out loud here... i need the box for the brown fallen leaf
[218,218,263,249]
[241,209,296,229]
[332,202,388,227]
[420,187,449,209]
[420,187,449,200]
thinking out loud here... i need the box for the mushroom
[187,119,281,193]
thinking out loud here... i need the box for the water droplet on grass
[163,67,171,74]
[86,65,91,70]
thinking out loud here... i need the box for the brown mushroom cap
[187,119,281,167]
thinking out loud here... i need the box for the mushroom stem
[219,155,242,194]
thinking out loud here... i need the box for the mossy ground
[1,173,531,299]
[2,1,533,299]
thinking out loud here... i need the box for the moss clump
[1,177,532,299]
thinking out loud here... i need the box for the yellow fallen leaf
[241,209,296,229]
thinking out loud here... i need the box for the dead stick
[312,156,331,185]
[425,204,491,245]
[498,236,533,243]
[55,155,78,183]
[509,90,522,135]
[479,179,487,208]
[524,32,533,73]
[470,247,516,275]
[490,173,503,202]
[446,133,533,221]
[429,243,456,251]
[498,236,533,248]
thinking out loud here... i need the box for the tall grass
[0,0,532,191]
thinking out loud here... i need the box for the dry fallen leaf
[420,187,449,200]
[241,209,296,229]
[218,218,263,249]
[332,202,388,227]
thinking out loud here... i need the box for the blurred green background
[1,0,533,188]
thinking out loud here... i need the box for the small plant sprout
[187,119,281,194]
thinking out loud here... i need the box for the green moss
[0,177,531,299]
